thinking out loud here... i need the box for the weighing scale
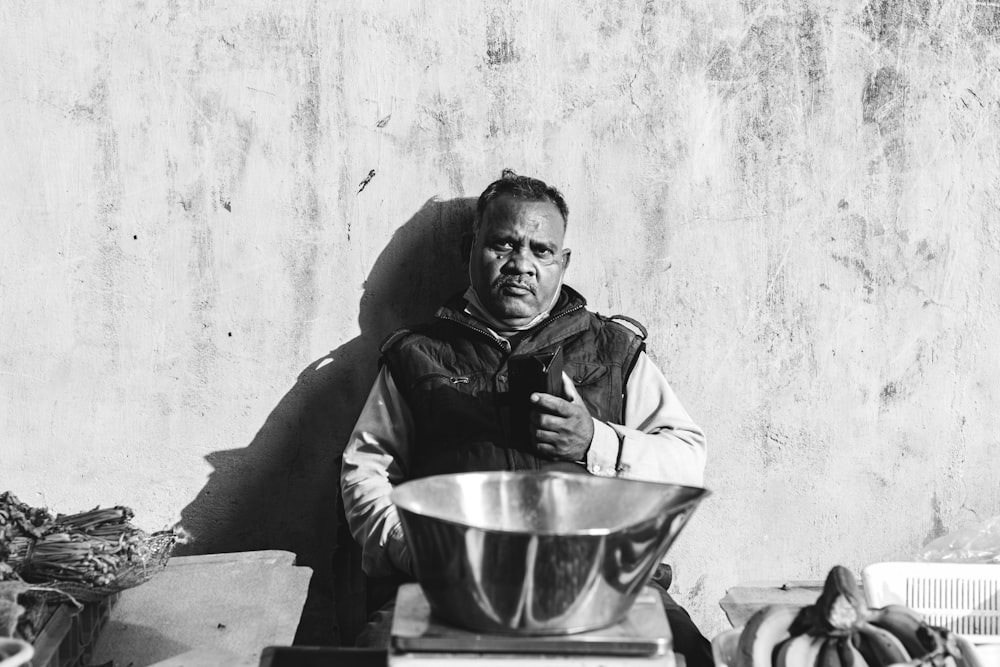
[388,583,680,666]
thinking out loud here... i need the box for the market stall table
[86,549,312,667]
[719,580,826,628]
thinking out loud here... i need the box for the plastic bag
[918,515,1000,563]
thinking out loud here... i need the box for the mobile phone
[507,346,564,447]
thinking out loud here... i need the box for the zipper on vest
[512,302,586,352]
[540,303,584,329]
[411,372,471,389]
[444,318,511,352]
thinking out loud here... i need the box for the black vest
[381,287,646,479]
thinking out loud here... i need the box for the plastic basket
[862,561,1000,643]
[13,594,117,667]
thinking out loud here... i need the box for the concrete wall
[3,0,999,642]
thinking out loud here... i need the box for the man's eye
[534,248,554,258]
[490,242,513,252]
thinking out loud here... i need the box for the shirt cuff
[387,521,413,576]
[586,419,620,476]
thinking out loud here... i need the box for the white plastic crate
[862,561,1000,643]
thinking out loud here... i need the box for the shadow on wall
[173,196,476,646]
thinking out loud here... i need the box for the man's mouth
[496,280,535,295]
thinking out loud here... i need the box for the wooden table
[88,550,312,667]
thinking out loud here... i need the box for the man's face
[470,195,571,327]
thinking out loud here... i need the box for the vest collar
[435,285,591,353]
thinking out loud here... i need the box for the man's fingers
[535,415,559,442]
[529,375,581,413]
[561,372,582,402]
[532,433,568,454]
[533,431,556,447]
[529,392,572,415]
[535,412,568,433]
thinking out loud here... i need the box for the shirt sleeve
[340,365,415,577]
[585,351,707,486]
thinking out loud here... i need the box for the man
[340,170,712,666]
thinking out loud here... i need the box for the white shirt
[340,349,707,578]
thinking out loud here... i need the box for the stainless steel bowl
[391,471,709,636]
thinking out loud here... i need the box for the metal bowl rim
[391,471,710,537]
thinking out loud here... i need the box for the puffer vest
[381,286,646,479]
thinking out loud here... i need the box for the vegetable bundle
[0,492,178,601]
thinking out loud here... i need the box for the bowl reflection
[391,471,709,635]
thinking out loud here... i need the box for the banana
[953,634,986,667]
[933,627,970,667]
[814,566,868,635]
[774,633,824,667]
[836,635,871,667]
[759,566,987,667]
[735,604,803,667]
[915,623,948,657]
[816,637,844,667]
[854,620,911,666]
[867,605,926,659]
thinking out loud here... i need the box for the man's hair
[474,169,569,235]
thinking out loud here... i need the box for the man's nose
[501,247,534,274]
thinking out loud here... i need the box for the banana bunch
[733,565,983,667]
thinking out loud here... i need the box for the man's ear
[561,248,572,270]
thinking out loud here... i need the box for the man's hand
[529,372,594,462]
